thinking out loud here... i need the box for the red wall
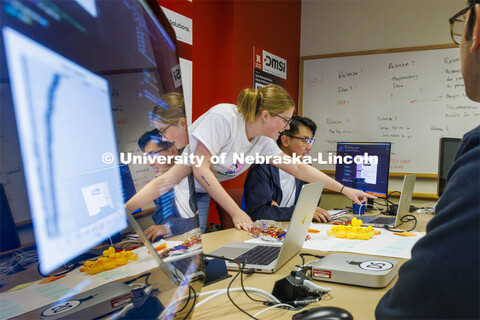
[158,0,302,224]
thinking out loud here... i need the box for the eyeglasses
[449,6,471,46]
[285,134,316,146]
[274,114,292,129]
[158,123,173,136]
[146,146,171,159]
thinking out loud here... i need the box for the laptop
[361,175,416,228]
[208,181,324,273]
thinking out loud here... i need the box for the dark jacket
[375,126,480,319]
[243,163,307,221]
[152,188,197,236]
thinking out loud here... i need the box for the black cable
[226,261,260,320]
[373,200,389,207]
[176,285,191,314]
[385,214,418,232]
[182,285,196,320]
[204,254,266,303]
[299,253,325,266]
[329,216,350,223]
[203,254,263,319]
[37,263,76,277]
[388,191,401,197]
[124,272,151,286]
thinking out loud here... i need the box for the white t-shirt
[186,103,282,193]
[174,177,195,218]
[279,169,296,207]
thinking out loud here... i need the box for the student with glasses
[151,92,189,152]
[243,115,331,223]
[127,84,373,231]
[376,1,479,319]
[137,129,198,241]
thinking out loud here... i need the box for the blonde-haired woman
[151,92,189,150]
[127,84,373,231]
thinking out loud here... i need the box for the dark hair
[138,129,173,152]
[466,0,480,40]
[277,115,317,146]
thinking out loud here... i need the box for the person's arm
[243,164,296,221]
[125,164,192,213]
[144,224,171,242]
[272,153,374,205]
[192,141,253,230]
[313,207,331,223]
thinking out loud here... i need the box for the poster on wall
[253,47,287,89]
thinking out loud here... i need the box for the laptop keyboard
[233,246,281,266]
[365,216,395,225]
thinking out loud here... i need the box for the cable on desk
[37,262,77,277]
[250,303,293,320]
[182,285,197,320]
[384,214,418,232]
[0,250,38,275]
[124,272,151,286]
[204,253,265,320]
[299,253,325,267]
[204,253,265,304]
[176,284,192,314]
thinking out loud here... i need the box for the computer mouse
[292,306,353,320]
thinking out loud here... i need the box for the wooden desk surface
[192,213,433,320]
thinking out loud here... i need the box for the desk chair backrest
[215,189,243,230]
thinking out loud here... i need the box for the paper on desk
[245,223,423,260]
[6,281,36,292]
[0,240,195,319]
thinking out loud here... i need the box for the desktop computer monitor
[0,184,21,254]
[119,164,141,215]
[1,1,201,318]
[0,0,201,316]
[1,0,185,272]
[437,137,462,197]
[335,142,392,201]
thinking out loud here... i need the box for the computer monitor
[335,142,392,200]
[437,137,462,197]
[0,0,183,272]
[0,184,21,254]
[119,164,141,215]
[1,1,200,317]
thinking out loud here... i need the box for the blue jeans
[195,192,210,233]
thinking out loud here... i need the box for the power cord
[204,253,266,319]
[385,214,418,232]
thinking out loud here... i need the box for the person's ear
[471,4,480,53]
[178,118,187,127]
[280,134,289,147]
[170,145,178,156]
[261,110,270,122]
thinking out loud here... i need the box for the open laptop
[361,175,416,228]
[208,181,324,273]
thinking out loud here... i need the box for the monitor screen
[119,164,140,214]
[0,184,21,253]
[437,137,462,197]
[0,0,183,273]
[335,142,391,198]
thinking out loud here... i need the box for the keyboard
[233,246,281,266]
[363,216,395,225]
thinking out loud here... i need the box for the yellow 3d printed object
[327,217,381,240]
[79,246,138,275]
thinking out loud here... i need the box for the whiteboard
[300,45,480,175]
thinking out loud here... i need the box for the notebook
[361,175,416,228]
[208,181,324,273]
